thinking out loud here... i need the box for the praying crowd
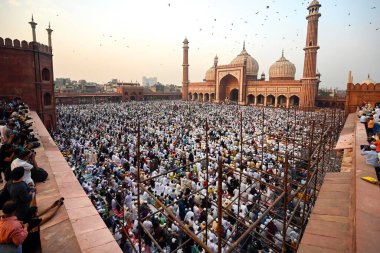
[0,98,62,253]
[52,101,341,253]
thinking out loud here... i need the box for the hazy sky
[0,0,379,88]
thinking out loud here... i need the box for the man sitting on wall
[10,150,37,188]
[361,144,378,167]
[6,167,34,223]
[0,121,15,145]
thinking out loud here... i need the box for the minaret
[28,15,37,42]
[182,38,189,101]
[46,22,53,50]
[300,0,321,108]
[347,70,353,83]
[214,55,218,67]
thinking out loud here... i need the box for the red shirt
[373,140,380,153]
[0,216,28,246]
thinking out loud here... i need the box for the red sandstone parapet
[347,83,380,90]
[345,82,380,113]
[0,37,51,54]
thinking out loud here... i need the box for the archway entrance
[230,89,239,102]
[257,95,264,105]
[266,95,275,106]
[289,95,300,107]
[205,93,210,102]
[247,94,255,105]
[193,93,198,101]
[130,92,137,101]
[219,74,239,102]
[277,95,287,107]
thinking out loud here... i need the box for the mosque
[181,0,322,108]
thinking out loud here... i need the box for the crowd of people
[358,103,380,181]
[0,98,62,253]
[52,101,341,253]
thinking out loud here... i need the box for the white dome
[230,46,259,76]
[205,67,215,81]
[309,0,320,6]
[269,52,296,79]
[362,75,376,84]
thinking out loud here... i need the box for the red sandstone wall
[0,37,56,129]
[0,41,37,108]
[116,86,144,101]
[345,83,380,113]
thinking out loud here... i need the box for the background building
[116,82,144,101]
[142,76,157,86]
[182,0,322,108]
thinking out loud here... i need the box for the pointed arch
[289,95,300,107]
[247,94,255,105]
[277,95,287,107]
[257,94,265,105]
[266,95,275,106]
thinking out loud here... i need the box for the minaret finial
[29,15,37,42]
[368,73,370,79]
[282,49,284,57]
[243,41,245,50]
[46,22,53,49]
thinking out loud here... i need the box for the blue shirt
[361,149,379,167]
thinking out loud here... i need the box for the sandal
[52,197,65,208]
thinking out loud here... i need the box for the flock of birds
[89,0,378,54]
[61,0,379,62]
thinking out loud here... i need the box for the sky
[0,0,379,89]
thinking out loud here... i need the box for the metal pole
[205,119,210,245]
[138,221,164,252]
[217,159,223,253]
[139,184,214,253]
[136,122,142,253]
[224,192,285,253]
[314,113,326,198]
[237,111,243,218]
[282,107,290,252]
[301,120,315,228]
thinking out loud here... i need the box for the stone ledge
[300,113,380,253]
[354,115,380,253]
[335,113,356,150]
